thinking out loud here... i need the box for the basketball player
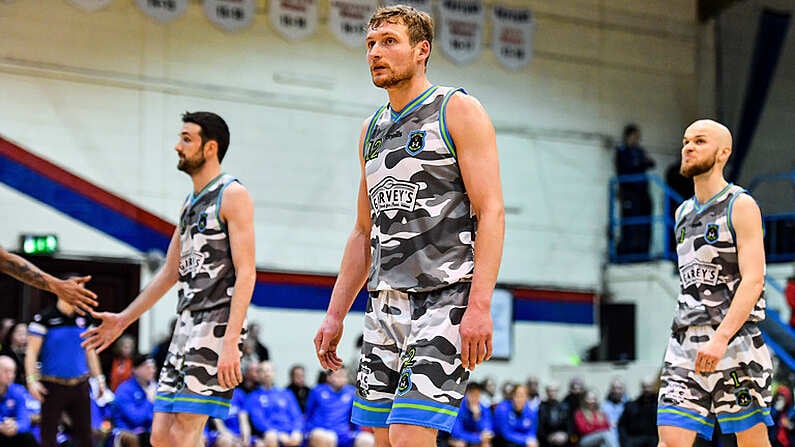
[82,111,256,447]
[313,5,505,447]
[657,120,772,447]
[0,245,97,312]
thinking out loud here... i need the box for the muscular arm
[446,93,505,369]
[314,121,372,370]
[217,183,256,388]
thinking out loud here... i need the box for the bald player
[657,120,772,447]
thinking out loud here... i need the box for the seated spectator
[601,379,625,442]
[0,355,37,446]
[770,385,794,447]
[537,382,570,447]
[494,384,538,447]
[574,391,617,447]
[209,387,250,447]
[526,377,541,412]
[240,361,262,396]
[618,377,658,447]
[111,354,156,447]
[450,382,494,447]
[248,322,270,361]
[110,334,136,392]
[0,322,28,385]
[287,364,311,413]
[246,361,301,447]
[305,367,374,447]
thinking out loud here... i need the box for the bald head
[0,355,15,387]
[681,119,733,178]
[685,119,732,150]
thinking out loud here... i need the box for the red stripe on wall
[511,288,596,303]
[0,135,175,237]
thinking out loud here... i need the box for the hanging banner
[204,0,256,32]
[135,0,188,23]
[68,0,113,12]
[382,0,431,14]
[438,0,484,65]
[491,4,534,70]
[328,0,377,49]
[269,0,318,41]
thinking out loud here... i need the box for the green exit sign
[20,234,59,255]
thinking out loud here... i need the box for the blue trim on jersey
[390,85,439,122]
[363,104,389,158]
[657,405,715,440]
[190,172,226,206]
[215,177,239,234]
[351,398,392,428]
[388,398,460,432]
[716,406,773,433]
[675,198,694,228]
[154,392,231,419]
[693,183,734,214]
[726,189,748,244]
[439,88,467,158]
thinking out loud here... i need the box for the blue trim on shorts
[351,397,392,428]
[387,398,460,432]
[154,392,231,419]
[717,406,773,433]
[657,405,715,440]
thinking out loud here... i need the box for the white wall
[0,0,701,385]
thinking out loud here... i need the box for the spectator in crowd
[617,377,658,447]
[0,318,15,346]
[246,361,301,447]
[110,334,136,392]
[239,361,262,396]
[482,377,499,407]
[537,382,570,447]
[25,284,107,447]
[601,379,625,442]
[450,382,494,447]
[305,367,373,447]
[574,391,617,447]
[287,364,311,413]
[0,321,28,385]
[111,354,156,447]
[614,124,655,256]
[769,385,793,447]
[501,381,517,404]
[0,355,37,446]
[526,377,542,412]
[494,383,539,447]
[248,322,270,362]
[786,271,795,329]
[240,338,261,373]
[208,387,250,447]
[563,377,585,435]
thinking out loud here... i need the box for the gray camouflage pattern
[177,173,238,313]
[672,184,765,330]
[659,325,772,420]
[158,306,246,398]
[364,86,476,292]
[356,282,470,408]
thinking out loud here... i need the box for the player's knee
[149,427,170,447]
[389,425,435,447]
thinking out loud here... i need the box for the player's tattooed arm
[0,245,51,290]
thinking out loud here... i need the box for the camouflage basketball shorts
[657,324,773,439]
[351,282,470,432]
[154,306,245,419]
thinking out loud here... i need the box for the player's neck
[386,75,433,113]
[190,164,223,195]
[693,170,729,205]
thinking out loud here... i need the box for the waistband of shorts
[672,322,757,334]
[41,374,90,386]
[368,280,472,295]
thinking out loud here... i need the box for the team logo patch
[369,176,419,213]
[396,347,417,396]
[179,250,206,276]
[704,223,719,244]
[735,389,752,407]
[678,227,686,244]
[365,138,383,161]
[680,261,720,288]
[405,130,426,156]
[197,212,208,232]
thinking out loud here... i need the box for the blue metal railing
[749,170,795,263]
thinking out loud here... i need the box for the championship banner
[269,0,318,41]
[68,0,113,12]
[491,4,534,70]
[204,0,256,32]
[382,0,431,14]
[328,0,377,49]
[438,0,484,65]
[135,0,188,23]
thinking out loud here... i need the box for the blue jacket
[0,383,32,433]
[494,400,538,445]
[112,377,154,431]
[304,383,356,435]
[451,400,493,443]
[246,386,303,435]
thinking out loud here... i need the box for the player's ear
[203,140,219,159]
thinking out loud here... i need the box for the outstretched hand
[81,311,127,353]
[53,275,97,315]
[314,315,344,371]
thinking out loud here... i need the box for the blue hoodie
[494,400,538,445]
[451,399,493,443]
[246,386,303,435]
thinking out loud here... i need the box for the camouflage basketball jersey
[177,173,238,312]
[363,85,476,292]
[672,183,765,330]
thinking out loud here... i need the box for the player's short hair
[368,5,434,66]
[182,111,230,163]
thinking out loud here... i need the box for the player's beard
[178,150,206,175]
[680,151,717,178]
[372,64,414,89]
